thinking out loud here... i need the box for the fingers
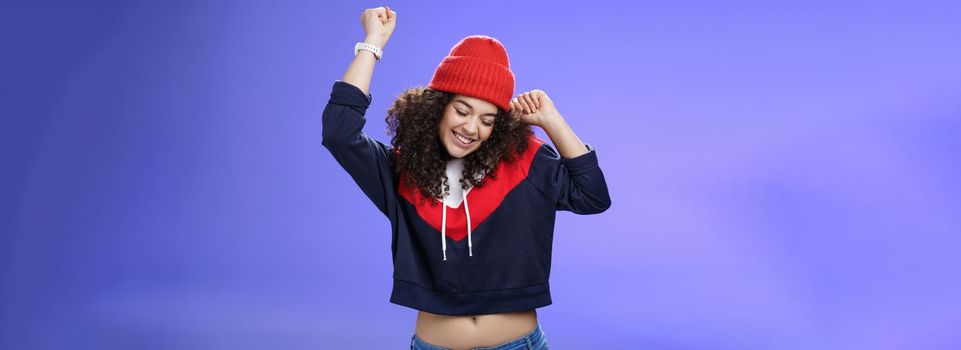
[511,91,543,114]
[375,6,397,24]
[512,97,531,114]
[530,90,543,108]
[385,5,396,20]
[523,93,537,112]
[362,8,381,22]
[363,7,388,26]
[515,89,554,113]
[511,98,526,114]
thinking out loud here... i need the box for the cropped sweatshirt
[322,80,612,316]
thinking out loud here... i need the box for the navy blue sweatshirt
[322,80,611,316]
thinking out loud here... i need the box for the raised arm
[342,6,396,94]
[512,90,612,214]
[321,6,399,217]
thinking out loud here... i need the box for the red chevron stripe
[399,134,544,241]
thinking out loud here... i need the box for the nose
[462,118,479,136]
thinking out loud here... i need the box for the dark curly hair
[386,86,533,206]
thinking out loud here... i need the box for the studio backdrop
[2,1,960,349]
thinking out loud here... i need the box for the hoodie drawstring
[441,200,447,261]
[441,188,473,261]
[464,189,473,257]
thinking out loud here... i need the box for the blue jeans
[410,322,549,350]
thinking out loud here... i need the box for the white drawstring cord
[441,202,447,261]
[464,189,473,257]
[441,186,475,261]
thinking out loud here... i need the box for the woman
[323,6,612,350]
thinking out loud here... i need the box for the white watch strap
[354,42,383,60]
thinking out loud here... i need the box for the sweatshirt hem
[389,279,553,316]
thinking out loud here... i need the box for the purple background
[3,1,960,349]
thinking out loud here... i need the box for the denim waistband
[411,322,546,350]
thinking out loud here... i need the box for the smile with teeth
[452,130,477,145]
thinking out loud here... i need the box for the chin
[444,141,478,159]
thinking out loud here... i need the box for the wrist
[355,41,383,60]
[538,112,565,130]
[363,36,386,48]
[355,49,377,60]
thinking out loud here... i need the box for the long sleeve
[526,142,612,214]
[321,80,397,216]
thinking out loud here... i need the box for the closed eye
[458,109,494,127]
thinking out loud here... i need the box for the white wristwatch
[354,42,383,60]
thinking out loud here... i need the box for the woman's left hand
[511,90,560,127]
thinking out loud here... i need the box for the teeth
[453,131,475,144]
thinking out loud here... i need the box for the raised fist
[360,6,397,48]
[511,90,559,127]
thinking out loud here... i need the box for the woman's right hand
[360,6,396,48]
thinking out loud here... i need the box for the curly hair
[386,86,533,206]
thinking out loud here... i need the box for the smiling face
[438,94,499,158]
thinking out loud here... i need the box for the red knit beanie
[428,35,515,112]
